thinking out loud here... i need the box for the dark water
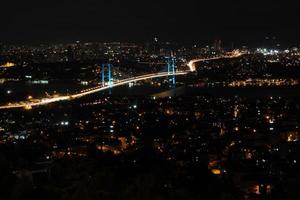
[86,81,300,100]
[0,81,88,104]
[153,85,300,98]
[1,75,300,105]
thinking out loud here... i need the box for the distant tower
[218,40,222,51]
[101,63,112,87]
[67,46,75,62]
[153,36,159,54]
[213,39,222,52]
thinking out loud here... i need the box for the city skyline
[1,1,300,199]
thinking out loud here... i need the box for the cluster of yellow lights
[228,79,299,87]
[211,169,222,175]
[24,105,32,110]
[252,184,272,195]
[0,62,15,68]
[287,132,298,142]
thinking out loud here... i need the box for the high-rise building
[213,39,222,52]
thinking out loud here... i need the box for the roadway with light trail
[0,71,188,110]
[187,51,243,72]
[0,52,243,110]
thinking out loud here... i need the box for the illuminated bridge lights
[0,71,188,110]
[0,53,243,110]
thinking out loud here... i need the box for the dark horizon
[1,0,300,47]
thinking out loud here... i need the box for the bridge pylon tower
[166,56,176,86]
[101,63,113,87]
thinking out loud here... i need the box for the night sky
[1,0,300,46]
